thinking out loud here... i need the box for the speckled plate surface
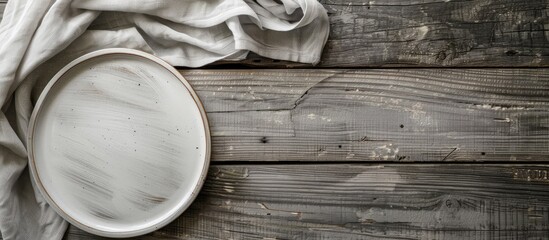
[28,49,210,238]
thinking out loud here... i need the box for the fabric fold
[0,0,329,239]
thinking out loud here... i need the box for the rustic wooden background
[2,0,549,239]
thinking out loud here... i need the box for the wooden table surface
[2,0,549,239]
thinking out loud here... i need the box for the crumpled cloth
[0,0,329,239]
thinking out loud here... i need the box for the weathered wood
[240,0,549,67]
[2,1,549,67]
[1,0,548,239]
[180,69,549,162]
[65,164,549,239]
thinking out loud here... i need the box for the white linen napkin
[0,0,329,239]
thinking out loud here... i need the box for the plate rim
[27,48,211,238]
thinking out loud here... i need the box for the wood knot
[505,50,518,56]
[436,51,447,61]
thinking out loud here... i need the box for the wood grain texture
[64,164,549,239]
[239,0,549,67]
[180,69,549,162]
[1,1,548,239]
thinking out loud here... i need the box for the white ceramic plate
[28,49,210,238]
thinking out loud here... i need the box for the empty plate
[28,49,210,237]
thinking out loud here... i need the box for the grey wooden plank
[65,164,549,239]
[239,0,549,67]
[180,69,549,162]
